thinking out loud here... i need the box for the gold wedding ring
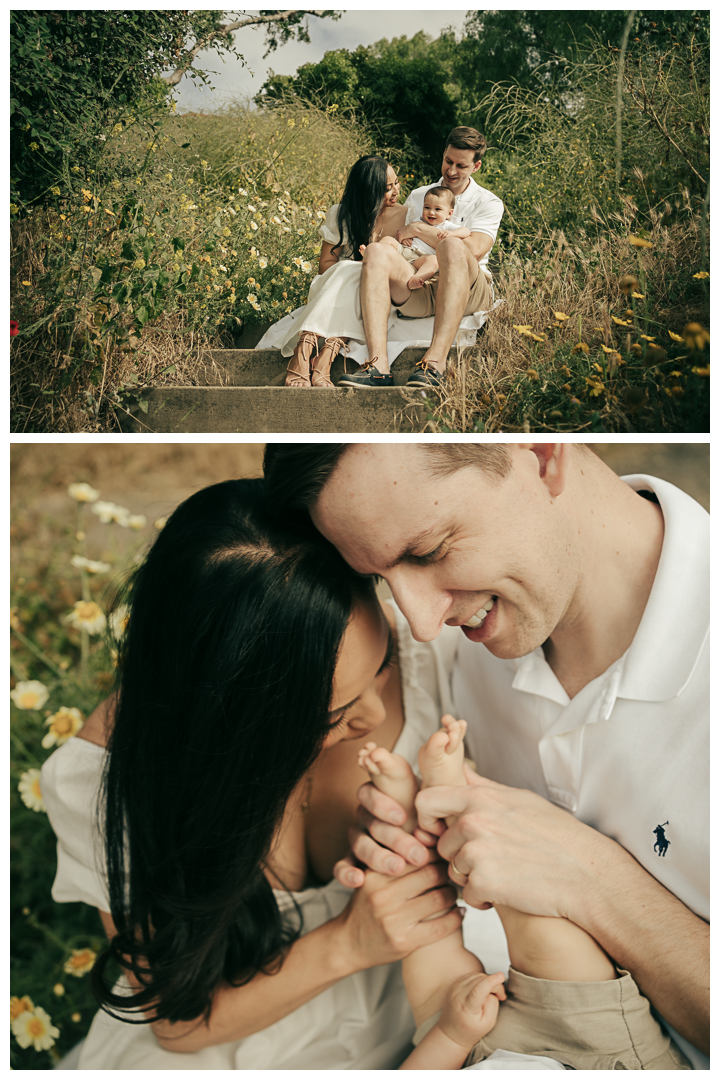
[451,857,465,877]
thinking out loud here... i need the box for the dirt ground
[10,441,709,577]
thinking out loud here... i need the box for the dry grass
[431,208,709,432]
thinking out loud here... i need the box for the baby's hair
[425,185,455,208]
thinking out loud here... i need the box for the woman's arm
[319,240,340,275]
[99,862,462,1054]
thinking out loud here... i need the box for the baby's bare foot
[358,742,419,832]
[359,244,367,257]
[418,715,468,789]
[407,275,425,290]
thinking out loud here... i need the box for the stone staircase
[117,342,456,434]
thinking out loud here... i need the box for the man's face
[441,146,482,195]
[312,445,580,659]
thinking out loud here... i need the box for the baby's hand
[436,228,449,240]
[401,237,414,247]
[438,970,506,1050]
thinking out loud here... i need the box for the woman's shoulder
[319,204,342,245]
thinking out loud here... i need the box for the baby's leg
[495,905,616,982]
[357,742,419,833]
[358,735,481,1025]
[403,717,482,1025]
[407,254,439,289]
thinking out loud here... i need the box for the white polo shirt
[404,178,504,277]
[452,474,709,1067]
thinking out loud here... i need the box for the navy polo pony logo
[653,822,670,856]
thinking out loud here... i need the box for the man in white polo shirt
[339,127,503,389]
[263,442,709,1068]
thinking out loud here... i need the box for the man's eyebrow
[329,627,394,720]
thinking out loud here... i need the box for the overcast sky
[174,9,469,111]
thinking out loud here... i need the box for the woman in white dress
[41,477,464,1069]
[281,155,407,388]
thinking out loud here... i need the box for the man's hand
[416,767,614,920]
[333,783,437,888]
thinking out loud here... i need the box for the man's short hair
[425,185,455,208]
[263,444,511,518]
[445,126,487,163]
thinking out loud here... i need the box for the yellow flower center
[53,715,73,735]
[28,1017,46,1038]
[19,692,40,709]
[32,778,42,800]
[75,602,100,620]
[68,949,94,969]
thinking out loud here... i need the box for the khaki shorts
[414,968,690,1071]
[398,267,493,319]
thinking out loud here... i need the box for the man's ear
[471,159,482,175]
[519,444,570,497]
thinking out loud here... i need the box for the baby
[377,186,471,290]
[359,717,690,1071]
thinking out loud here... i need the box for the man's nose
[384,570,452,642]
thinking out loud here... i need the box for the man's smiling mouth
[463,597,496,628]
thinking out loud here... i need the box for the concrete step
[115,344,467,433]
[193,347,457,387]
[117,385,434,434]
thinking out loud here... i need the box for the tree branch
[162,11,329,87]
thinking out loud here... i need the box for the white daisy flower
[12,1005,59,1050]
[42,706,84,748]
[10,680,49,711]
[108,604,129,640]
[68,482,99,502]
[65,600,107,635]
[18,769,45,813]
[127,515,147,531]
[71,556,111,574]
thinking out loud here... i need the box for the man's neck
[543,461,665,699]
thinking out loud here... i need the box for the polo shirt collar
[615,474,708,701]
[511,475,708,705]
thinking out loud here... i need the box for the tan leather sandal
[285,331,318,388]
[311,336,347,388]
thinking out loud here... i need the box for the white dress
[255,206,501,367]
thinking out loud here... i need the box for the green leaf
[121,241,135,262]
[138,396,149,414]
[135,305,149,327]
[171,237,185,252]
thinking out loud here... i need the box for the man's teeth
[464,599,495,628]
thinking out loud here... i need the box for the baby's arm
[437,226,472,240]
[400,970,506,1070]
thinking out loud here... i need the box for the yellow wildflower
[42,707,84,748]
[640,334,655,342]
[10,996,35,1021]
[618,275,639,294]
[572,342,589,354]
[631,291,645,299]
[64,948,97,977]
[668,331,684,343]
[611,315,632,326]
[691,365,710,377]
[629,235,653,248]
[683,323,709,350]
[527,369,539,380]
[692,271,709,280]
[53,984,66,997]
[552,311,570,321]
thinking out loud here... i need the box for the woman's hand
[334,782,437,888]
[334,863,462,973]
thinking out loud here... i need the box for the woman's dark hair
[334,154,391,261]
[91,478,376,1025]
